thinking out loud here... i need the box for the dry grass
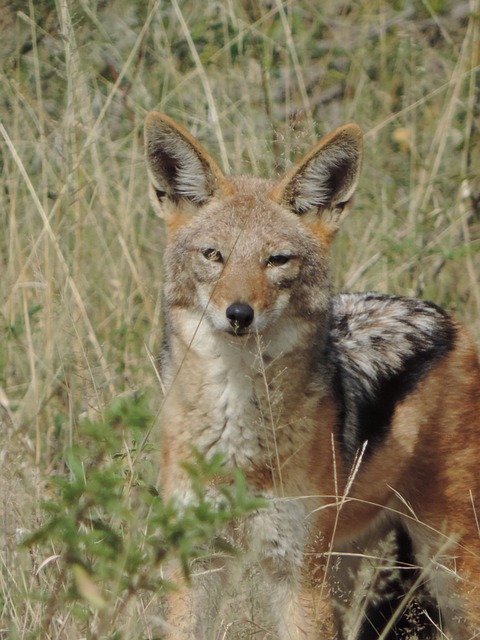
[1,0,479,637]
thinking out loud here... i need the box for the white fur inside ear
[160,135,210,203]
[293,147,358,213]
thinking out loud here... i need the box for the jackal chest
[176,349,301,470]
[197,365,274,467]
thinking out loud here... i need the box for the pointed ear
[144,112,232,220]
[270,124,362,230]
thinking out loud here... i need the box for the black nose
[226,302,254,331]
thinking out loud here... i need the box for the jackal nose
[226,302,254,331]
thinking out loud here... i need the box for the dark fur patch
[358,527,440,640]
[328,293,456,459]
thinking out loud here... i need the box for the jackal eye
[201,248,223,263]
[266,254,291,267]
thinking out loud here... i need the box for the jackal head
[144,113,362,347]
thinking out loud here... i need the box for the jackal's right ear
[144,112,232,222]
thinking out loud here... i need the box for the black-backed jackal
[144,112,480,639]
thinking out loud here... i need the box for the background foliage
[1,0,479,637]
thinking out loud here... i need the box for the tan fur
[144,112,480,639]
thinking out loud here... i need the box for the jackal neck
[160,308,333,475]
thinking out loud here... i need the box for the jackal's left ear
[144,112,232,220]
[271,124,362,230]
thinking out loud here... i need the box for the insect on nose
[226,302,254,331]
